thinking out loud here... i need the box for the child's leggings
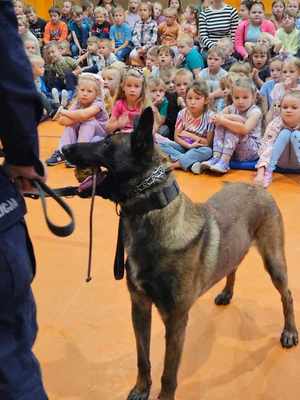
[213,126,259,161]
[268,128,300,171]
[58,119,106,150]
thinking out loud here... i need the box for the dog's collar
[122,179,180,216]
[133,165,171,195]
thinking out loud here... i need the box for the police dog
[63,108,298,400]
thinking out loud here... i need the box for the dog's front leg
[158,311,189,400]
[127,288,152,400]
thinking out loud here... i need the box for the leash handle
[32,179,75,237]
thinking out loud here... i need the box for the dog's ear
[131,107,154,158]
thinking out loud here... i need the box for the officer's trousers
[0,221,48,399]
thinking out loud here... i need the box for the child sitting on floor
[254,90,300,187]
[46,74,108,166]
[159,80,213,173]
[201,77,262,174]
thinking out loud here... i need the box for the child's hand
[284,78,293,90]
[118,113,130,129]
[177,97,186,108]
[189,141,202,148]
[210,114,223,126]
[252,68,259,79]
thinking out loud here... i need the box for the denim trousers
[269,128,300,171]
[160,141,212,170]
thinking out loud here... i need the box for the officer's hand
[7,164,47,193]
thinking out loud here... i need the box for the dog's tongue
[78,170,105,192]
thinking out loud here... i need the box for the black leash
[30,179,75,237]
[85,171,97,282]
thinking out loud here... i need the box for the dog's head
[62,108,166,202]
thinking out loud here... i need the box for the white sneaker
[61,89,69,108]
[191,162,204,174]
[51,88,60,105]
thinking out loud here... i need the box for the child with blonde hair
[274,10,300,56]
[199,46,227,111]
[267,56,300,122]
[47,74,108,166]
[255,90,300,187]
[98,39,118,67]
[177,34,204,78]
[77,36,105,73]
[153,1,165,25]
[130,2,158,66]
[106,68,148,133]
[147,77,169,132]
[202,77,262,174]
[249,44,270,88]
[102,65,123,114]
[91,6,111,39]
[158,7,181,47]
[125,0,141,29]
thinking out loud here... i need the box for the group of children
[14,0,300,189]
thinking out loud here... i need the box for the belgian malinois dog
[63,108,298,400]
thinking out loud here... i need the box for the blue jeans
[0,222,47,399]
[269,128,300,171]
[160,141,212,170]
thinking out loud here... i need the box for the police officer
[0,1,48,398]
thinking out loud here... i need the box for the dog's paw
[127,386,150,400]
[214,292,232,305]
[280,329,299,348]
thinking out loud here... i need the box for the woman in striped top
[198,0,239,52]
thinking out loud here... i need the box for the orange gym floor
[28,121,300,400]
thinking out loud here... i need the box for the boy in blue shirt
[177,35,204,78]
[68,5,90,57]
[109,6,132,62]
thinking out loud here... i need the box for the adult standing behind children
[198,0,239,53]
[0,1,48,397]
[234,0,275,60]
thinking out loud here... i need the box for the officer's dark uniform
[0,1,48,398]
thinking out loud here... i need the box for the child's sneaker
[200,157,220,171]
[51,88,60,105]
[263,170,273,188]
[210,159,230,174]
[46,150,64,166]
[61,89,69,108]
[191,161,205,174]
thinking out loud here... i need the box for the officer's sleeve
[0,0,43,167]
